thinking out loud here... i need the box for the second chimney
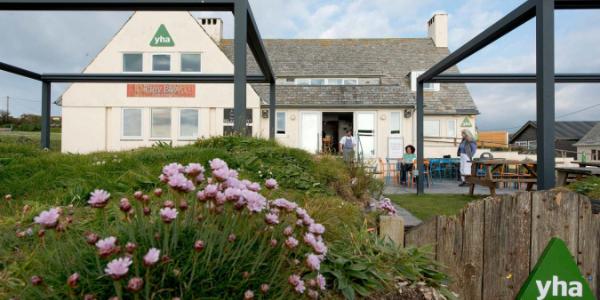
[427,13,448,48]
[199,18,223,44]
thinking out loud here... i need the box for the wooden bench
[556,167,600,186]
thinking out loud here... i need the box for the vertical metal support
[233,0,248,135]
[416,82,425,195]
[41,80,51,149]
[269,81,276,140]
[536,0,555,190]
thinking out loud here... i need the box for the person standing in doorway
[339,130,356,162]
[458,129,477,186]
[400,145,416,185]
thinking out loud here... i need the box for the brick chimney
[427,13,448,48]
[199,18,223,44]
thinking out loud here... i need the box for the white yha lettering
[536,280,551,300]
[154,36,170,44]
[568,281,583,297]
[552,276,568,297]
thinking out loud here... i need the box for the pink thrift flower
[265,213,279,225]
[167,173,195,192]
[288,274,301,286]
[224,187,242,201]
[212,167,230,181]
[265,178,278,189]
[34,208,60,229]
[184,163,204,177]
[215,192,227,205]
[209,158,228,170]
[162,163,184,176]
[104,257,132,280]
[247,182,261,192]
[312,241,328,255]
[244,290,254,300]
[303,233,317,246]
[272,198,298,212]
[228,169,239,178]
[159,207,178,224]
[283,226,294,236]
[96,236,118,257]
[88,189,110,208]
[127,277,144,292]
[303,215,315,226]
[308,223,325,235]
[295,280,306,294]
[204,184,219,198]
[379,198,397,215]
[285,236,299,249]
[306,254,321,271]
[196,190,207,201]
[225,177,242,189]
[143,248,160,266]
[295,207,308,218]
[316,274,326,290]
[242,190,266,213]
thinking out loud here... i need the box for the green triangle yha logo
[150,24,175,47]
[516,238,595,300]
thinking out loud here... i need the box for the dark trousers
[400,163,413,183]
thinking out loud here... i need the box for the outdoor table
[572,161,600,168]
[556,166,600,186]
[465,159,537,196]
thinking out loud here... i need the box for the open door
[355,112,376,159]
[300,112,322,154]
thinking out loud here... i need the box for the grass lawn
[0,130,61,150]
[387,194,481,221]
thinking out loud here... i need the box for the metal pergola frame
[416,0,600,194]
[0,0,277,149]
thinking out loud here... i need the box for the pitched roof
[574,123,600,146]
[220,39,478,114]
[510,121,599,143]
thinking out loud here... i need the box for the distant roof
[220,39,478,114]
[510,121,599,143]
[574,123,600,146]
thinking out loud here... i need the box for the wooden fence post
[379,215,405,247]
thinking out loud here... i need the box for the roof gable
[575,123,600,146]
[510,121,599,144]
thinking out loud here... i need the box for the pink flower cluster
[159,163,199,193]
[378,198,397,216]
[34,208,60,229]
[88,189,110,208]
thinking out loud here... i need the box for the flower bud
[244,290,254,300]
[269,239,278,247]
[141,194,150,203]
[194,240,205,252]
[22,204,31,214]
[85,232,99,245]
[242,271,250,279]
[154,188,163,197]
[127,277,144,293]
[83,294,97,300]
[154,232,161,241]
[125,242,137,253]
[37,229,46,238]
[143,207,151,216]
[30,276,43,286]
[67,273,80,288]
[260,283,270,294]
[161,255,171,264]
[163,200,175,209]
[307,289,319,299]
[228,233,236,243]
[133,191,143,200]
[4,194,12,201]
[119,198,132,213]
[179,200,189,211]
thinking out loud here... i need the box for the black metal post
[416,82,425,195]
[536,0,556,190]
[233,0,248,135]
[41,81,51,149]
[269,81,276,140]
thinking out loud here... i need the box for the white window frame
[276,111,286,135]
[424,120,440,137]
[447,120,457,138]
[121,108,143,140]
[389,112,402,136]
[152,53,172,72]
[324,78,343,85]
[178,108,200,140]
[122,53,143,73]
[150,108,172,140]
[180,53,202,73]
[294,78,311,85]
[342,78,358,85]
[411,71,440,92]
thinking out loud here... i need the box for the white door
[356,112,376,158]
[300,112,321,154]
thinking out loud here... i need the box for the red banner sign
[127,84,195,98]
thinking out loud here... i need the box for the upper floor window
[152,54,171,72]
[123,53,143,72]
[390,112,402,135]
[181,53,201,72]
[424,120,440,137]
[447,120,457,138]
[293,78,361,86]
[410,71,440,92]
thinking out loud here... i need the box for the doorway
[322,112,353,154]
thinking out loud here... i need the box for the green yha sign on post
[150,24,175,47]
[516,238,595,300]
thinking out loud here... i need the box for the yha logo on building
[150,24,175,47]
[516,238,595,300]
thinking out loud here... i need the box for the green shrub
[569,176,600,199]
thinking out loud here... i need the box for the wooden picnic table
[556,166,600,186]
[465,159,537,196]
[572,161,600,168]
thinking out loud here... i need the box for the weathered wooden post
[379,215,405,247]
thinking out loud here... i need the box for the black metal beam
[0,62,42,81]
[41,81,51,149]
[430,73,600,83]
[40,73,267,83]
[416,82,425,195]
[269,82,275,139]
[247,5,275,83]
[536,0,556,190]
[233,0,247,135]
[419,0,536,82]
[555,0,600,9]
[0,0,234,11]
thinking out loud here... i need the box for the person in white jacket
[339,130,356,162]
[457,129,477,186]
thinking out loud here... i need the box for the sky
[1,0,599,132]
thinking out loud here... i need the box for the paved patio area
[384,179,525,196]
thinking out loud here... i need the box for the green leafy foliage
[569,176,600,199]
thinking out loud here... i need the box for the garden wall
[405,191,600,300]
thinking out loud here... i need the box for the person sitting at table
[400,145,416,185]
[458,129,477,187]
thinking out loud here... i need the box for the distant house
[574,123,600,161]
[509,121,599,158]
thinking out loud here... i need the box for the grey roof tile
[575,123,600,146]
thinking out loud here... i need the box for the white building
[59,11,478,159]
